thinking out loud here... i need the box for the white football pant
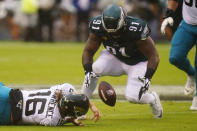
[82,50,155,104]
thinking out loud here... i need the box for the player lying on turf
[0,82,100,126]
[82,4,163,118]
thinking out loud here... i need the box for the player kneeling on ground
[0,82,100,126]
[82,4,163,118]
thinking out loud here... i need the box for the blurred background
[0,0,168,42]
[0,0,195,100]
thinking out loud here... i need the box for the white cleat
[190,96,197,110]
[150,92,163,118]
[184,76,196,96]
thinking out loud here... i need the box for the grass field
[0,41,197,130]
[0,100,197,131]
[0,41,195,86]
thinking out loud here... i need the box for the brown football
[98,81,116,106]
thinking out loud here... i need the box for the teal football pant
[0,82,11,124]
[170,20,197,95]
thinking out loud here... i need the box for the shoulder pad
[125,16,151,40]
[89,15,104,35]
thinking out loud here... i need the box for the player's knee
[169,56,182,66]
[125,94,139,104]
[92,63,104,76]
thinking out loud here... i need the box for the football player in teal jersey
[82,4,163,118]
[161,0,197,110]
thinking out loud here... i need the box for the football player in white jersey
[0,82,100,125]
[161,0,197,110]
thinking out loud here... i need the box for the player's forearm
[146,43,159,79]
[82,51,94,73]
[89,102,98,113]
[82,50,94,67]
[146,55,159,79]
[137,36,159,79]
[82,33,101,68]
[82,42,96,68]
[89,102,96,110]
[147,48,159,70]
[138,37,159,79]
[89,102,101,122]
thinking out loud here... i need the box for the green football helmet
[60,94,90,117]
[102,4,126,33]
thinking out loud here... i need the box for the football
[98,81,116,106]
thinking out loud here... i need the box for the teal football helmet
[102,4,126,33]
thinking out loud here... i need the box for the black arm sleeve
[144,68,155,80]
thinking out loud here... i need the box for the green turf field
[0,41,195,85]
[0,41,196,130]
[0,100,197,131]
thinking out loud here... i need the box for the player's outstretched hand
[72,118,84,126]
[90,102,101,122]
[64,117,84,126]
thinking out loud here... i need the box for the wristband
[145,68,155,80]
[163,8,174,19]
[83,63,92,72]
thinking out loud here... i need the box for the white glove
[138,77,151,100]
[161,17,174,34]
[84,72,97,88]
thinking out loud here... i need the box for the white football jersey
[21,83,76,126]
[183,0,197,25]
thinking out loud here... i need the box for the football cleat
[190,96,197,110]
[150,92,163,118]
[184,76,196,96]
